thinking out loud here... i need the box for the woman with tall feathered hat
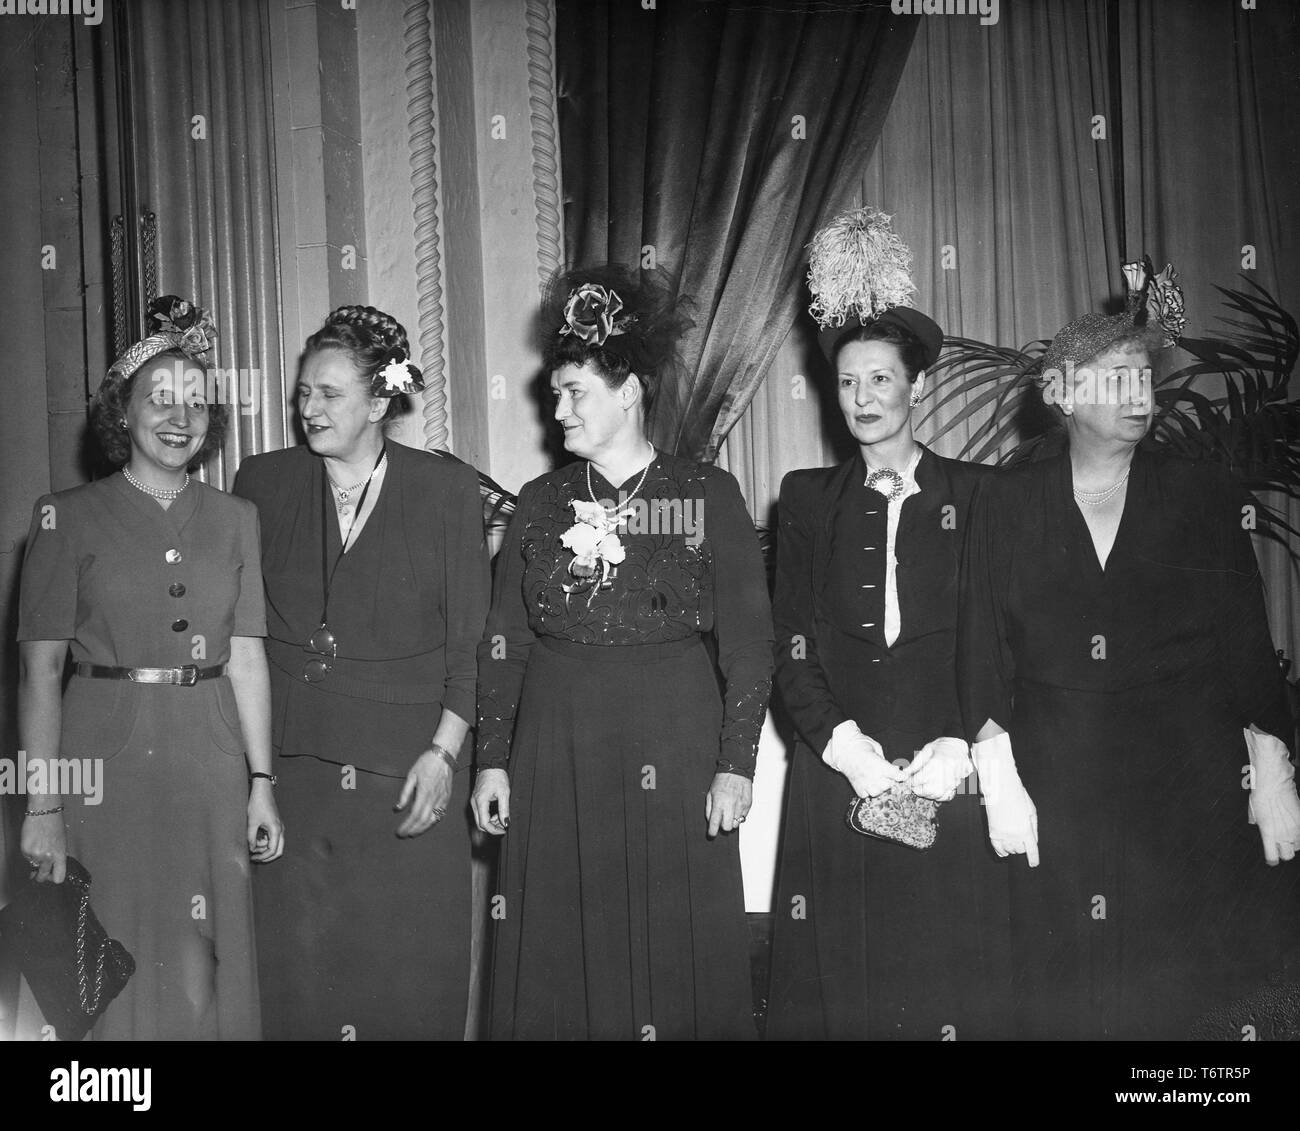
[959,260,1300,1038]
[472,264,773,1039]
[765,209,1012,1039]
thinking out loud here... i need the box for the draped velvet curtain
[726,0,1300,656]
[720,0,1300,910]
[121,0,287,488]
[556,0,919,461]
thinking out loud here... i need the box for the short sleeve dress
[16,472,266,1041]
[477,452,773,1040]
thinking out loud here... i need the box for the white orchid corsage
[560,498,626,595]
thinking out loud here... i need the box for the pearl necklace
[1073,471,1129,506]
[587,447,655,514]
[329,453,386,508]
[124,466,190,500]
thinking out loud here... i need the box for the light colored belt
[73,663,226,686]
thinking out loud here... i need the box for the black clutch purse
[846,783,939,850]
[0,857,135,1040]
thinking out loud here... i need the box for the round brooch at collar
[865,467,906,502]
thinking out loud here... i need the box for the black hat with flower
[541,264,694,411]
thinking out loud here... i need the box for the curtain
[123,0,287,487]
[1112,0,1300,667]
[727,0,1300,659]
[556,0,919,460]
[728,0,1300,908]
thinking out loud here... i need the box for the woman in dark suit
[959,262,1300,1038]
[766,306,1011,1040]
[233,305,490,1040]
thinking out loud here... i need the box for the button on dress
[17,472,267,1040]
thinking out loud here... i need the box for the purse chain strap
[75,882,108,1016]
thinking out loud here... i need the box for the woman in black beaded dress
[472,267,773,1040]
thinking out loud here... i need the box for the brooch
[865,467,905,502]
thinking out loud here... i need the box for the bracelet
[429,743,458,770]
[25,805,64,817]
[249,772,277,787]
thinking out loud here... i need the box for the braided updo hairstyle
[303,305,423,421]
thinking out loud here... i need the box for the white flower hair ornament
[373,349,425,396]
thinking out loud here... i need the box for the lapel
[810,457,861,593]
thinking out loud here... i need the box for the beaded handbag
[846,783,939,850]
[0,857,135,1040]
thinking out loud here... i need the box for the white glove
[1245,729,1300,866]
[905,736,974,802]
[972,731,1039,866]
[822,720,906,798]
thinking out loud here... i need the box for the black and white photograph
[0,0,1298,1109]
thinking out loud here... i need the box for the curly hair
[303,305,422,421]
[90,350,230,468]
[831,319,929,383]
[540,264,693,413]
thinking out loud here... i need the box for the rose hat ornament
[558,284,636,347]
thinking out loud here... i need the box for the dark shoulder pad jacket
[772,447,990,757]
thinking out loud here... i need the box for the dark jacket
[233,440,490,775]
[772,446,989,757]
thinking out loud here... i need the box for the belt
[537,635,701,663]
[73,663,226,686]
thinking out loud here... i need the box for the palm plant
[918,277,1300,551]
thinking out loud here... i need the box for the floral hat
[558,283,637,347]
[1039,257,1186,379]
[107,295,217,383]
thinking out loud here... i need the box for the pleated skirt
[487,635,755,1041]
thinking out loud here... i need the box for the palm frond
[925,282,1300,557]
